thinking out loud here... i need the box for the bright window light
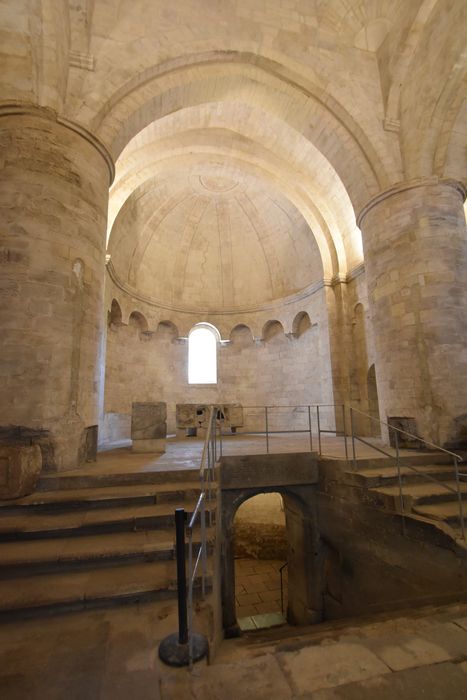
[188,326,218,384]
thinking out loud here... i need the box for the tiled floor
[235,557,288,629]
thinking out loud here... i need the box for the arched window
[188,324,219,384]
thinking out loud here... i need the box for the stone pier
[0,107,113,470]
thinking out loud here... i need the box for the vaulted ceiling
[2,0,466,312]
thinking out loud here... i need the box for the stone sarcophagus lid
[131,402,167,453]
[176,404,243,430]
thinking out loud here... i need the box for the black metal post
[175,508,188,644]
[158,508,190,666]
[158,508,208,667]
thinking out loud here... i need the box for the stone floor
[1,598,467,698]
[235,558,288,629]
[85,432,428,480]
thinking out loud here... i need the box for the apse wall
[101,278,334,443]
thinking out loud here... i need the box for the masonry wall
[100,266,352,443]
[102,299,332,441]
[101,268,376,443]
[345,271,380,435]
[317,460,467,619]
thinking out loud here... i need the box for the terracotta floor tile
[243,581,267,594]
[236,604,258,617]
[236,592,261,606]
[255,601,281,614]
[258,588,281,602]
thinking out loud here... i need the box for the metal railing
[230,404,348,458]
[186,405,221,666]
[279,561,288,614]
[349,407,465,539]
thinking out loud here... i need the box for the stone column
[0,106,114,470]
[357,178,467,446]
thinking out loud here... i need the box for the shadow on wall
[129,311,148,332]
[262,320,284,341]
[229,324,254,346]
[292,311,312,337]
[234,493,287,559]
[109,299,123,326]
[447,413,467,450]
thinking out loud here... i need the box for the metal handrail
[234,404,348,458]
[186,405,220,667]
[349,406,462,462]
[349,407,465,539]
[279,561,288,614]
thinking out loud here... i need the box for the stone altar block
[176,403,243,435]
[131,402,167,453]
[388,416,423,449]
[0,444,42,499]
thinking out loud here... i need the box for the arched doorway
[221,486,323,636]
[234,493,288,630]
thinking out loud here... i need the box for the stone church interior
[1,1,467,697]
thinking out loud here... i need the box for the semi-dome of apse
[108,162,324,313]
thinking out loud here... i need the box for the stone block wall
[317,462,467,618]
[0,110,111,470]
[101,278,338,442]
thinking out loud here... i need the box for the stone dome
[108,163,324,313]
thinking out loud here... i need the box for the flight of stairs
[0,467,216,619]
[344,454,467,544]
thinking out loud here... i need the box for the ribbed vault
[108,163,324,313]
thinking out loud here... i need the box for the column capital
[0,101,115,186]
[357,177,466,228]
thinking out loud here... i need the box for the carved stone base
[0,444,42,499]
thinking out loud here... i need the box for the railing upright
[201,495,207,597]
[342,404,349,461]
[211,411,217,464]
[219,416,223,458]
[394,429,406,536]
[308,405,313,452]
[350,407,357,468]
[279,561,288,614]
[454,454,465,540]
[265,406,269,453]
[316,405,322,455]
[176,508,188,645]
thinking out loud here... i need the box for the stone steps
[0,560,212,620]
[368,481,467,510]
[412,501,466,525]
[0,467,216,618]
[0,527,214,577]
[0,499,214,542]
[0,529,173,576]
[36,467,202,491]
[0,481,202,513]
[346,453,455,472]
[346,464,457,489]
[346,457,467,542]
